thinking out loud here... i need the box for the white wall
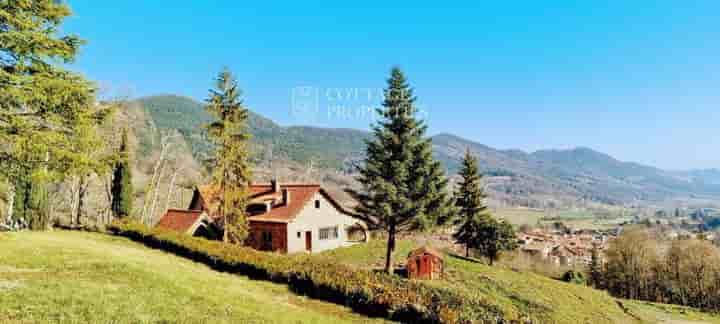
[286,192,365,253]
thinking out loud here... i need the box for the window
[297,232,302,238]
[315,200,321,209]
[319,226,339,240]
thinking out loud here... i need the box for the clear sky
[63,1,719,170]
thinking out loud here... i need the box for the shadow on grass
[447,253,485,264]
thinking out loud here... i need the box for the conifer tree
[1,1,97,228]
[205,68,252,244]
[111,129,133,218]
[453,149,489,257]
[453,149,517,264]
[348,67,453,274]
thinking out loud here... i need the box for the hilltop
[126,95,720,208]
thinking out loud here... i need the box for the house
[407,247,444,280]
[156,209,221,240]
[158,180,369,253]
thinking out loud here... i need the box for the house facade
[158,181,368,254]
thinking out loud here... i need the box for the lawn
[317,239,720,324]
[0,231,387,324]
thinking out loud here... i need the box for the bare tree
[164,166,185,214]
[142,132,180,225]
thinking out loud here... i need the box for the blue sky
[63,1,719,170]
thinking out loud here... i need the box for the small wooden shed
[407,247,444,280]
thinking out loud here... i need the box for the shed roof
[408,246,444,259]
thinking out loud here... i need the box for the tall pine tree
[453,149,490,257]
[205,68,252,244]
[111,129,133,218]
[453,149,518,264]
[348,67,453,274]
[1,1,98,228]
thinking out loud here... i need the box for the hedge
[107,221,513,323]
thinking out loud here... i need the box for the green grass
[318,239,720,324]
[0,231,387,324]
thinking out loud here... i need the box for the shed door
[305,231,312,252]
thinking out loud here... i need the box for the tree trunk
[6,184,14,221]
[103,174,113,225]
[68,177,78,225]
[148,161,167,225]
[221,176,228,243]
[466,245,469,258]
[76,175,88,226]
[385,224,396,275]
[165,167,181,214]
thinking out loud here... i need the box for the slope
[0,231,386,324]
[317,239,720,324]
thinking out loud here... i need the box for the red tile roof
[409,246,444,259]
[194,183,354,223]
[157,209,205,233]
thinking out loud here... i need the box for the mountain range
[130,95,720,207]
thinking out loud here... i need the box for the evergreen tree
[453,149,489,257]
[111,129,133,218]
[205,68,252,244]
[347,67,453,274]
[1,1,97,228]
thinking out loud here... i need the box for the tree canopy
[205,68,253,243]
[348,67,453,274]
[1,0,103,228]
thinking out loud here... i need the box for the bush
[561,270,586,285]
[107,221,507,323]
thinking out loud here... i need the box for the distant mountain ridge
[131,95,720,205]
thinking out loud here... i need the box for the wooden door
[305,231,312,252]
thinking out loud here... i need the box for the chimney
[271,179,280,193]
[282,188,291,206]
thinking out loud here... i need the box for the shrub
[107,221,509,323]
[561,270,586,285]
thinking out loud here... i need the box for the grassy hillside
[317,239,720,324]
[0,231,386,324]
